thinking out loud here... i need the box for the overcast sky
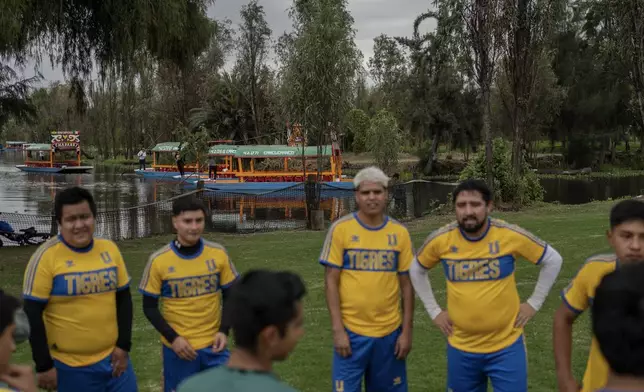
[21,0,436,86]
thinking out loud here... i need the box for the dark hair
[54,187,97,223]
[0,290,21,336]
[609,199,644,228]
[592,262,644,377]
[227,270,306,353]
[452,179,492,204]
[172,196,207,217]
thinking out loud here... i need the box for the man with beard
[410,179,563,392]
[553,199,644,392]
[140,196,239,392]
[320,166,415,392]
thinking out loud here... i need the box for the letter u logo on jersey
[335,380,344,392]
[489,241,500,255]
[205,259,216,272]
[100,251,112,264]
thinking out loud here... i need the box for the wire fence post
[50,207,58,236]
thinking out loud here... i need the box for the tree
[278,0,361,206]
[0,64,39,130]
[236,0,273,139]
[344,108,370,152]
[368,109,401,174]
[369,34,409,116]
[499,0,564,177]
[1,0,215,110]
[441,0,505,188]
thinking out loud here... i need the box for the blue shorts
[163,345,230,392]
[447,334,528,392]
[332,327,407,392]
[55,354,138,392]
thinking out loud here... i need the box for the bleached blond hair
[353,166,389,190]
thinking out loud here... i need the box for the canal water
[1,150,644,242]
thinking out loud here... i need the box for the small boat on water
[4,141,28,151]
[15,131,93,174]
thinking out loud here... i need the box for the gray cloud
[22,0,435,85]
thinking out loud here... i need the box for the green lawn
[0,200,616,391]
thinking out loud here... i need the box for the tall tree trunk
[482,86,494,189]
[424,130,440,175]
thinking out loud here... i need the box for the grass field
[0,200,617,391]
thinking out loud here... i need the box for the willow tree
[278,0,362,191]
[1,0,215,109]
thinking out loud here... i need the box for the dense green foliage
[460,138,544,205]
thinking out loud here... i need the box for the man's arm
[409,260,442,320]
[22,300,54,373]
[141,296,179,344]
[553,304,581,391]
[526,245,563,311]
[399,274,414,334]
[218,252,239,336]
[324,267,344,332]
[219,288,231,336]
[115,288,133,352]
[319,222,345,332]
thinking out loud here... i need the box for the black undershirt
[23,288,133,373]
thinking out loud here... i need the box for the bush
[344,109,370,153]
[367,109,401,174]
[459,138,544,205]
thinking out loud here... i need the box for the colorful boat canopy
[152,142,185,152]
[208,145,239,156]
[25,144,52,151]
[6,141,27,145]
[233,145,333,158]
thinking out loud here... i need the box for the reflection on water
[0,151,181,214]
[541,176,644,204]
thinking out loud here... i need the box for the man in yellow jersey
[140,196,239,392]
[592,262,644,392]
[553,198,644,392]
[0,291,37,392]
[22,187,136,392]
[320,166,415,392]
[411,179,563,392]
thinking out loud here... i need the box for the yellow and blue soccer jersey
[416,218,547,353]
[319,213,414,338]
[139,239,239,350]
[22,236,131,367]
[561,253,617,392]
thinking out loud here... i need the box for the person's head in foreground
[452,179,493,236]
[592,262,644,391]
[0,291,21,378]
[172,196,207,247]
[607,198,644,263]
[353,166,389,221]
[228,269,306,365]
[55,186,97,249]
[177,270,306,392]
